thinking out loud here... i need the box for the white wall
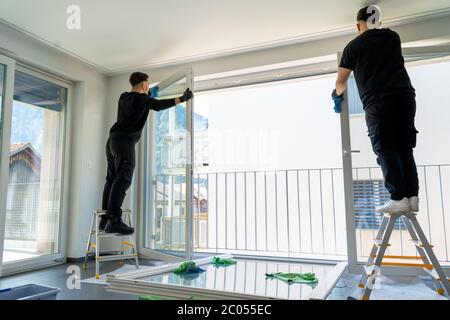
[0,22,108,259]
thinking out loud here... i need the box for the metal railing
[153,168,348,261]
[152,164,450,264]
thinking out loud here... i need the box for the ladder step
[410,239,434,248]
[95,209,131,216]
[96,254,137,262]
[374,239,391,246]
[382,255,423,260]
[380,262,434,270]
[98,232,135,238]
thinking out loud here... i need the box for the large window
[190,74,347,260]
[2,70,66,263]
[146,73,349,261]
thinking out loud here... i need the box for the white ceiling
[1,0,450,74]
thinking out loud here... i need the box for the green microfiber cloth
[265,272,318,284]
[212,256,237,267]
[173,261,205,274]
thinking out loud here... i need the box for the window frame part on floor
[0,63,73,276]
[107,253,347,300]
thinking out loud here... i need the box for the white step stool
[83,209,139,279]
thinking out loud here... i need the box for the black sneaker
[99,214,109,231]
[104,217,134,235]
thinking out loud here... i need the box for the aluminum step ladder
[83,209,139,279]
[358,211,450,300]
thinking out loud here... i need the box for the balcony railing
[152,164,450,264]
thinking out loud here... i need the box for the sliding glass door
[142,69,194,261]
[0,64,70,275]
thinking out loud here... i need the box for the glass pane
[192,75,347,261]
[349,57,450,265]
[3,70,65,263]
[133,259,336,300]
[145,76,189,256]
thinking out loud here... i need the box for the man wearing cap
[333,6,419,214]
[101,72,193,234]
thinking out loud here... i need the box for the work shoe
[408,196,419,212]
[99,214,109,231]
[104,217,134,235]
[375,198,410,214]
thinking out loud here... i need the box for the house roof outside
[9,143,41,175]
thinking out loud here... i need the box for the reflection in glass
[137,259,333,299]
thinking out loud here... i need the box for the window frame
[0,63,73,275]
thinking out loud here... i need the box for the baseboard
[66,257,86,263]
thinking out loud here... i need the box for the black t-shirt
[340,28,415,109]
[109,92,176,143]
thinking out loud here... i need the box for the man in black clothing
[333,6,419,214]
[101,72,193,234]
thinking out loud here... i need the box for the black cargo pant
[102,137,136,218]
[365,94,419,201]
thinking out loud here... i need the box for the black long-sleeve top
[109,92,176,143]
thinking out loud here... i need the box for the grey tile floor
[1,260,448,300]
[0,259,164,300]
[327,272,448,300]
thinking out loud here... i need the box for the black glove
[179,88,193,103]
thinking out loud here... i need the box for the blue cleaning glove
[331,89,344,113]
[149,86,159,98]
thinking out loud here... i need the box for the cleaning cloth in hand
[149,86,159,98]
[331,89,344,113]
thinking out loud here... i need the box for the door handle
[343,150,361,155]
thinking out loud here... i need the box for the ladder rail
[362,216,397,300]
[407,214,450,296]
[95,212,100,279]
[359,215,390,289]
[83,212,95,270]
